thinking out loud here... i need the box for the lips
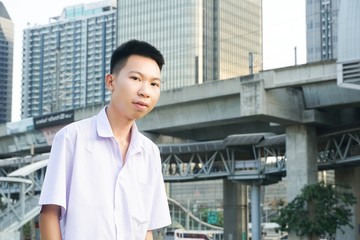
[133,100,149,108]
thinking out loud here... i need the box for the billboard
[33,110,74,129]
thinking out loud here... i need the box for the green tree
[22,222,32,240]
[275,182,357,239]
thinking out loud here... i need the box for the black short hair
[110,39,164,74]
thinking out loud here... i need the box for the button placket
[113,137,124,239]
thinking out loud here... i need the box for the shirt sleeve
[148,146,172,230]
[38,127,74,219]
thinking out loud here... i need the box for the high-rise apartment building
[0,2,13,123]
[306,0,340,63]
[337,0,360,90]
[21,0,116,118]
[117,0,263,91]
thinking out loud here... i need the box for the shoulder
[54,115,96,140]
[137,132,160,154]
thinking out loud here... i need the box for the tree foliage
[275,181,357,238]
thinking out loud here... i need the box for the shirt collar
[96,106,114,138]
[96,106,143,153]
[128,122,143,154]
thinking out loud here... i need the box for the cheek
[151,91,160,103]
[111,89,130,106]
[116,82,134,96]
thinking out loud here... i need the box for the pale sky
[1,0,306,122]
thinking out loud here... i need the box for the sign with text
[33,110,74,129]
[207,211,219,225]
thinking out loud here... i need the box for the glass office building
[306,0,340,63]
[21,1,116,118]
[117,0,263,91]
[0,2,13,123]
[117,0,263,226]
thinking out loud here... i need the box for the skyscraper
[117,0,263,91]
[0,2,13,123]
[21,0,116,118]
[117,1,263,233]
[306,0,340,63]
[337,0,360,90]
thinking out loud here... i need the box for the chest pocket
[127,151,155,239]
[130,180,153,239]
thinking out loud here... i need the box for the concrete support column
[335,166,360,240]
[223,180,248,240]
[286,125,318,240]
[250,183,261,240]
[20,183,25,218]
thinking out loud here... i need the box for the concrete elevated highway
[1,61,360,239]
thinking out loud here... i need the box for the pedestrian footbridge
[1,127,359,232]
[0,158,47,232]
[160,127,360,182]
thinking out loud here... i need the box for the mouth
[133,101,149,108]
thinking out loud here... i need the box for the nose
[138,82,150,98]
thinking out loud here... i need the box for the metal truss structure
[318,127,360,169]
[0,128,360,231]
[160,133,286,184]
[160,127,360,183]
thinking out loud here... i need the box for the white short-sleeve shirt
[39,107,171,240]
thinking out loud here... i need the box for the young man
[39,40,171,240]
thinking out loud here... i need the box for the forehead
[121,55,161,76]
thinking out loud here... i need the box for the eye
[151,82,160,87]
[130,76,140,81]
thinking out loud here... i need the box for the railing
[161,138,287,183]
[162,147,232,182]
[167,198,223,231]
[0,195,40,231]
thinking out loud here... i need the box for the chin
[132,113,147,120]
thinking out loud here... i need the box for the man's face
[106,55,161,121]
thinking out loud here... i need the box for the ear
[105,74,114,91]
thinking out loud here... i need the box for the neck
[105,105,134,142]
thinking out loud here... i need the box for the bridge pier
[223,180,248,240]
[250,182,261,240]
[335,166,360,240]
[286,125,318,240]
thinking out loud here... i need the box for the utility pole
[55,48,60,113]
[249,52,254,75]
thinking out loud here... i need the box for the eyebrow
[128,71,161,81]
